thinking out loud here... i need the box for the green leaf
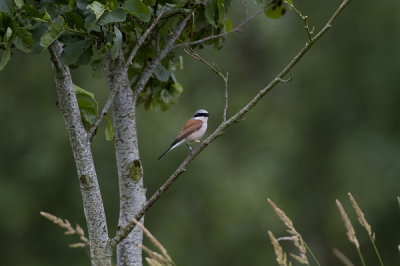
[90,57,105,78]
[77,97,95,109]
[30,23,48,54]
[224,18,232,32]
[173,82,183,94]
[171,0,188,8]
[98,7,126,26]
[69,0,76,9]
[74,84,98,110]
[0,27,13,70]
[43,8,52,21]
[110,26,122,60]
[14,0,23,8]
[265,2,286,19]
[13,36,30,52]
[105,116,114,141]
[217,0,224,25]
[4,26,12,41]
[84,13,98,31]
[59,39,93,65]
[0,47,11,71]
[73,46,93,66]
[122,0,151,22]
[40,22,65,50]
[153,64,170,82]
[87,1,105,19]
[18,28,34,46]
[107,0,118,10]
[205,0,217,28]
[0,0,14,14]
[65,12,86,30]
[82,106,97,125]
[22,5,42,18]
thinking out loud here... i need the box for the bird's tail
[158,148,171,160]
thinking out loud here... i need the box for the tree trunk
[49,41,111,266]
[105,49,146,266]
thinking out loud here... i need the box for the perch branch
[107,0,353,250]
[87,8,167,141]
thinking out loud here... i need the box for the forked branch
[88,8,167,141]
[107,0,353,251]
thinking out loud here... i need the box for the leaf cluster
[0,0,285,112]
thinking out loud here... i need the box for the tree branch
[284,1,314,42]
[48,41,111,266]
[132,14,191,103]
[105,48,147,265]
[88,8,167,141]
[107,0,353,250]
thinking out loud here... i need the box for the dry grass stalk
[145,257,164,266]
[290,236,309,264]
[268,199,309,265]
[131,218,175,266]
[336,200,359,248]
[333,248,355,266]
[40,211,89,248]
[348,193,373,239]
[268,231,289,266]
[141,244,171,265]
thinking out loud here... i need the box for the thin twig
[284,1,314,42]
[107,0,353,250]
[87,8,167,141]
[129,14,139,41]
[277,71,293,83]
[223,72,229,121]
[240,0,248,19]
[172,1,272,49]
[170,30,229,121]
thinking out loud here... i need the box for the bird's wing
[170,119,203,147]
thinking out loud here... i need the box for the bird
[158,109,209,160]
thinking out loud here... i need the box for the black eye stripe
[194,113,209,117]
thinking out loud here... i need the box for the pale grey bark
[48,41,111,266]
[105,49,146,266]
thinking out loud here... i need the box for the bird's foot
[194,140,201,143]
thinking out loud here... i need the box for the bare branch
[107,0,353,250]
[223,72,229,122]
[170,30,229,121]
[87,8,167,141]
[284,1,314,42]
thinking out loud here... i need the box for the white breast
[186,121,207,143]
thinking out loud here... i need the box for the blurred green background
[1,0,400,265]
